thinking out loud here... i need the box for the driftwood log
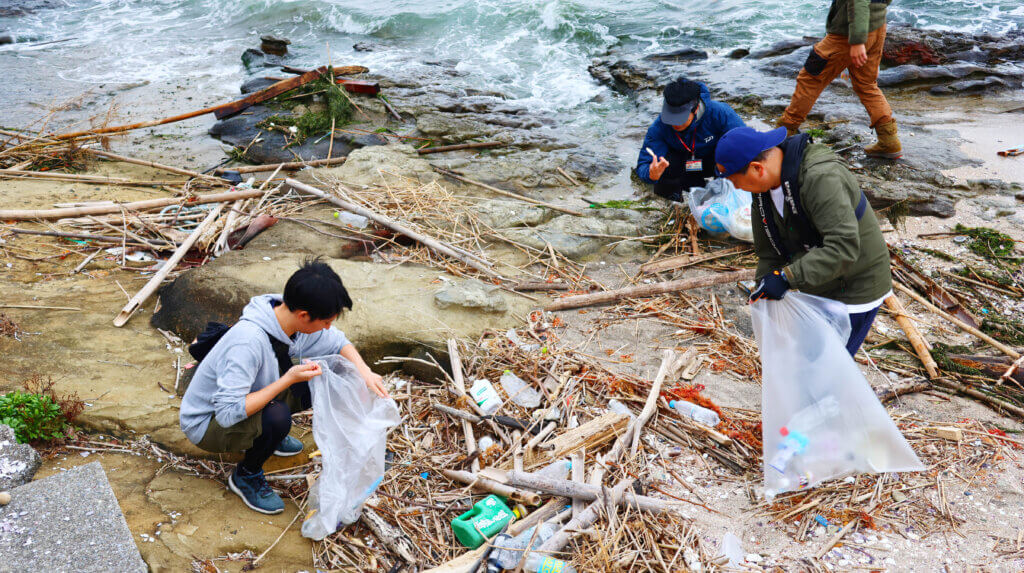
[0,188,267,221]
[503,470,681,514]
[545,269,754,311]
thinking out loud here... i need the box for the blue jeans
[846,307,880,357]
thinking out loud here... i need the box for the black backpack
[189,321,293,377]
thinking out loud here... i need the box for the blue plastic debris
[813,514,830,527]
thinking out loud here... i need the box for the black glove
[749,269,790,302]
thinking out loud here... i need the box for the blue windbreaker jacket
[635,83,745,184]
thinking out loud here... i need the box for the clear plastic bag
[301,355,400,540]
[685,178,754,243]
[750,292,923,499]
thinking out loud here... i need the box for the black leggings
[652,147,716,202]
[239,381,311,473]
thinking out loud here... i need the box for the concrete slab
[0,461,146,573]
[0,423,41,490]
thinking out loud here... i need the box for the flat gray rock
[0,461,146,573]
[434,278,509,313]
[0,423,41,490]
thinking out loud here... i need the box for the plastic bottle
[499,370,542,408]
[607,399,635,419]
[470,378,502,414]
[535,459,571,481]
[668,400,720,427]
[523,553,577,573]
[487,523,559,569]
[768,396,841,473]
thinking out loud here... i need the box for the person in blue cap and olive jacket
[714,126,892,356]
[635,77,745,201]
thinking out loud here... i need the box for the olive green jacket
[752,144,892,305]
[826,0,891,45]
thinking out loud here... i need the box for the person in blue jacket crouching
[635,77,745,201]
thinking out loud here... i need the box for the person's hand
[749,269,790,303]
[649,156,670,181]
[284,361,322,385]
[362,370,390,399]
[849,44,868,68]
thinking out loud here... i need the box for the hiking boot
[228,466,284,514]
[776,118,800,137]
[274,435,304,457]
[865,119,902,159]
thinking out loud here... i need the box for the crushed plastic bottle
[500,370,542,408]
[470,379,502,414]
[535,459,571,481]
[768,396,841,474]
[487,523,558,570]
[523,553,577,573]
[607,399,635,419]
[668,399,720,427]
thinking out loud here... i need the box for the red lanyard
[674,129,696,154]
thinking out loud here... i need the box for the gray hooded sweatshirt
[179,294,351,445]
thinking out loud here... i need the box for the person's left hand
[362,370,390,399]
[849,44,868,68]
[749,269,790,302]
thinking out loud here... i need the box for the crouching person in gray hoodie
[179,258,389,514]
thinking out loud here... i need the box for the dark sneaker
[228,467,284,514]
[273,435,304,457]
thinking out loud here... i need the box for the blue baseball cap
[715,126,788,176]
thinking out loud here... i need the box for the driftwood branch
[418,141,504,154]
[441,469,541,506]
[504,470,681,513]
[284,178,502,278]
[215,156,347,174]
[546,269,754,311]
[433,167,584,217]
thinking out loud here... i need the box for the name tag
[686,160,703,172]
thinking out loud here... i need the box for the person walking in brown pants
[779,0,901,159]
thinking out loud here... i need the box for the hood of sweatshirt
[239,294,292,345]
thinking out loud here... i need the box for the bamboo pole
[113,203,226,327]
[640,246,749,275]
[546,269,754,311]
[418,141,504,155]
[86,148,227,184]
[214,156,347,174]
[0,188,266,221]
[3,227,175,246]
[885,294,940,379]
[0,169,186,186]
[504,471,680,513]
[50,67,328,141]
[448,339,479,473]
[441,469,541,506]
[284,178,502,279]
[894,282,1021,360]
[433,167,584,217]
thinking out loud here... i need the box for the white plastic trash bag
[750,292,923,500]
[685,178,753,243]
[301,355,400,540]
